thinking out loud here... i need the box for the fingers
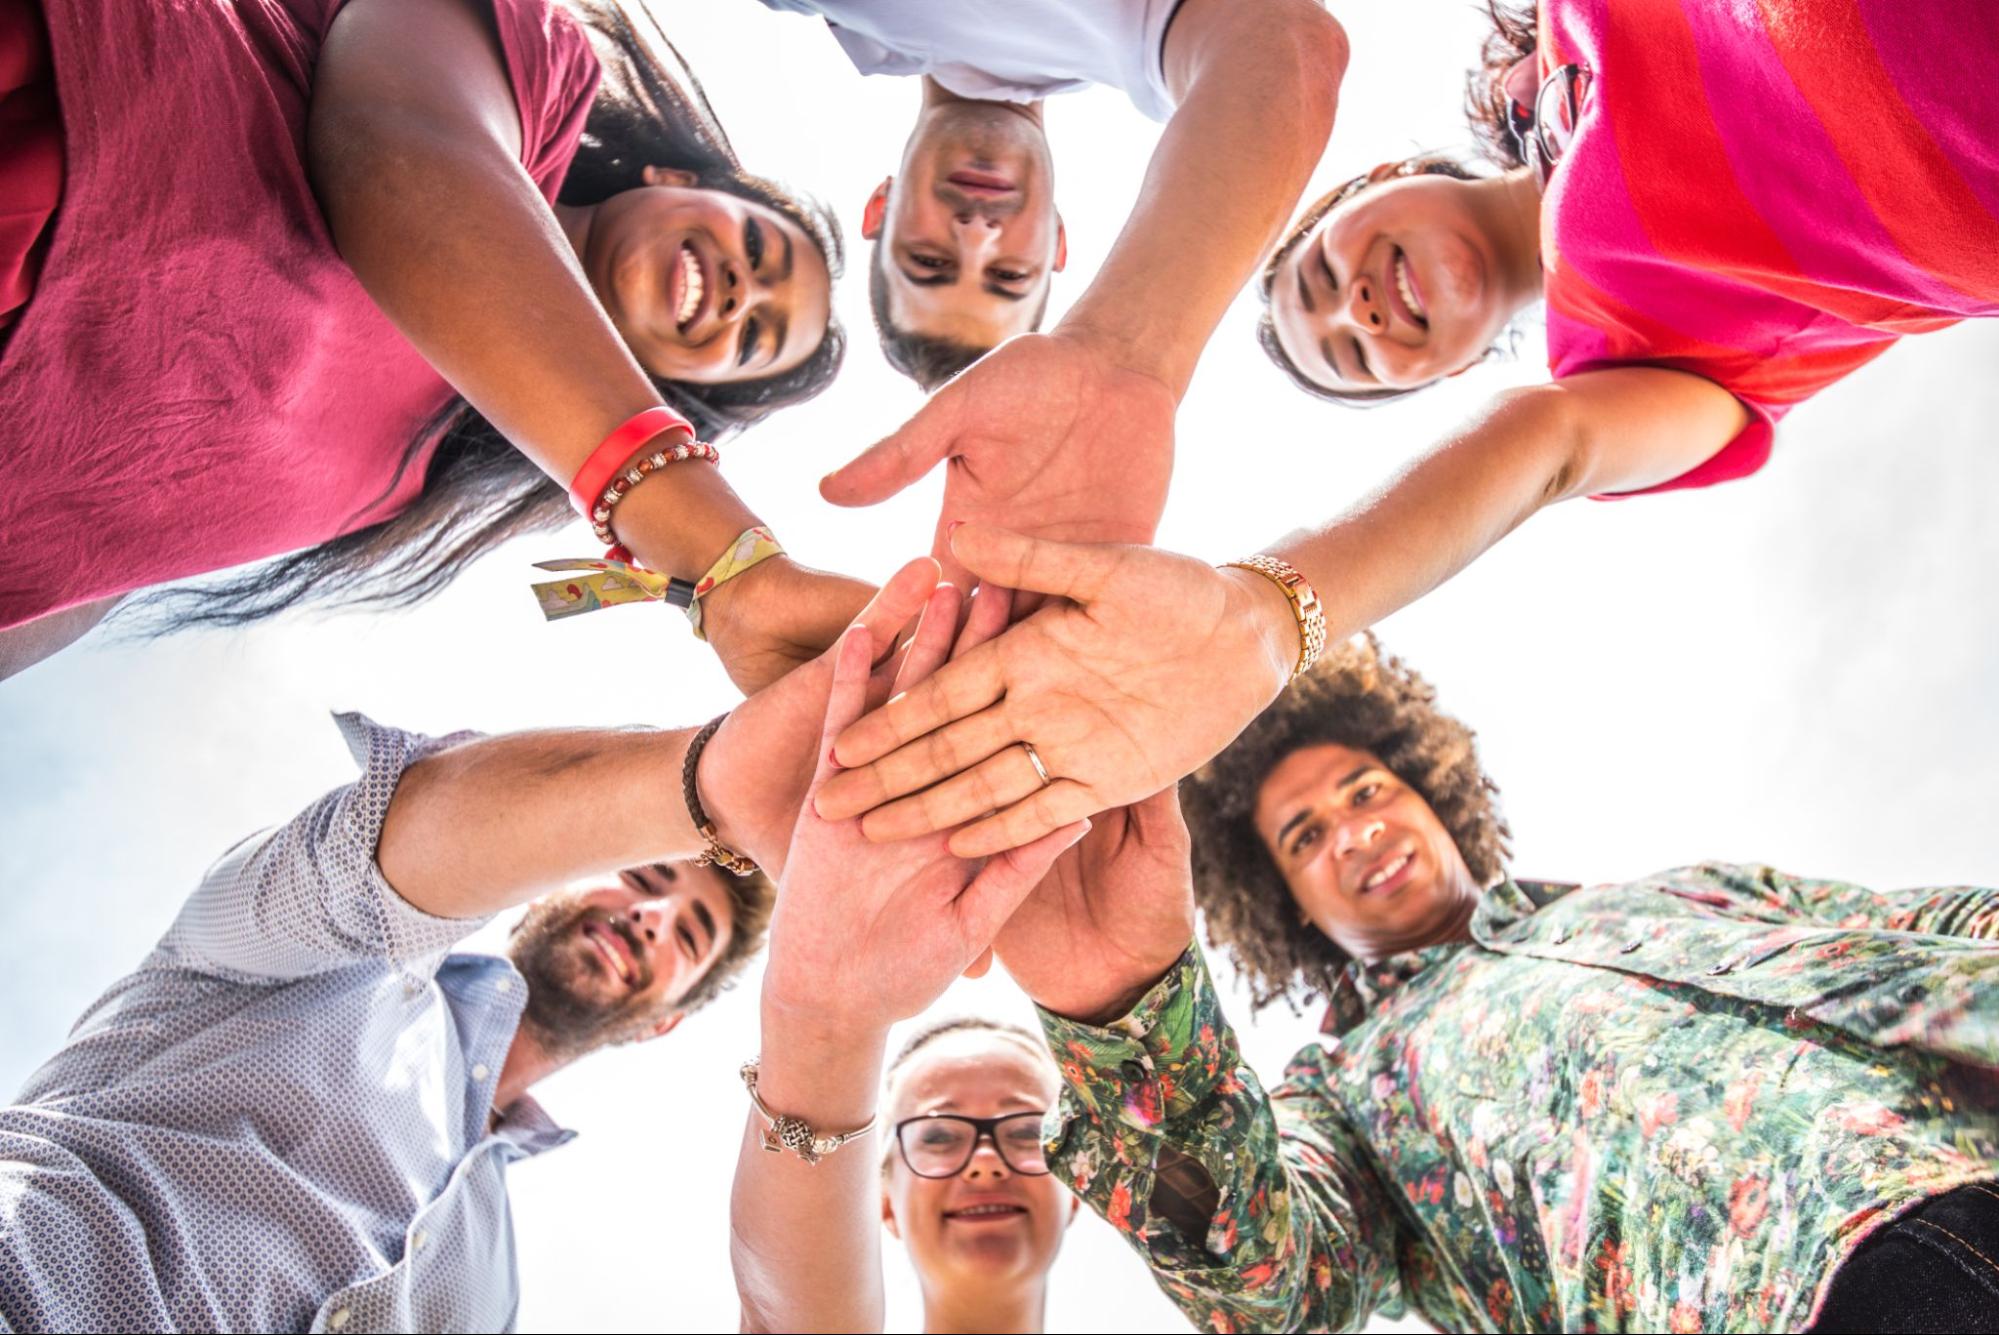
[820,403,957,508]
[954,820,1092,948]
[948,524,1116,605]
[828,639,1007,770]
[807,627,875,792]
[952,583,1014,658]
[818,708,1019,823]
[854,557,942,663]
[891,582,964,697]
[947,782,1101,860]
[857,742,1049,843]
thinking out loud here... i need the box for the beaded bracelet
[590,437,723,553]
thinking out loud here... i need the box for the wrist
[698,550,789,644]
[1054,961,1179,1028]
[1046,320,1191,402]
[756,991,890,1125]
[611,457,761,581]
[1219,565,1303,699]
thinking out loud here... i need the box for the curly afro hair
[1180,634,1510,1013]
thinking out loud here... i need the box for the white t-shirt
[757,0,1185,122]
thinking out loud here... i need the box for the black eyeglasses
[893,1112,1051,1179]
[1510,63,1593,189]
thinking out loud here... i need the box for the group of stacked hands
[2,0,1997,1331]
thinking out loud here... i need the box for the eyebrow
[981,281,1030,302]
[778,227,794,283]
[691,899,716,953]
[1295,262,1316,314]
[898,265,956,287]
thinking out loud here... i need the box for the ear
[1365,160,1403,185]
[862,178,892,240]
[642,165,700,189]
[636,1010,685,1044]
[881,1188,902,1239]
[1053,218,1068,273]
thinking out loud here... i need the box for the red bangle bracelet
[569,407,691,520]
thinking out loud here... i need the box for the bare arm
[376,726,701,920]
[308,0,760,583]
[1270,367,1752,636]
[1063,0,1347,395]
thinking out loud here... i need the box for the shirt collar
[1318,878,1583,1035]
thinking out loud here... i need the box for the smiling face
[507,861,735,1055]
[579,170,832,386]
[882,1029,1076,1299]
[1253,743,1480,962]
[864,98,1064,351]
[1266,171,1521,395]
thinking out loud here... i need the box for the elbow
[1488,383,1592,511]
[1276,5,1349,138]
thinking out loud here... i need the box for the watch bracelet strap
[682,714,759,876]
[1222,555,1327,681]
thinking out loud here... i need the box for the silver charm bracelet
[740,1058,876,1166]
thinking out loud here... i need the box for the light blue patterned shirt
[0,715,574,1332]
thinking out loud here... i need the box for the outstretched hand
[994,789,1196,1024]
[760,581,1089,1035]
[811,524,1302,858]
[819,332,1177,591]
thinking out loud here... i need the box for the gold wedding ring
[1020,741,1053,789]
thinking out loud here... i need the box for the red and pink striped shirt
[1538,0,1999,494]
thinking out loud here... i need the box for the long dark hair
[1466,0,1538,172]
[132,0,845,631]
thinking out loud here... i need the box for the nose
[1334,816,1386,861]
[949,212,1001,257]
[626,897,672,949]
[960,1136,1011,1181]
[1338,271,1387,335]
[713,254,772,325]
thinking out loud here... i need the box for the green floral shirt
[1039,863,1999,1333]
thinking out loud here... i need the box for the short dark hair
[1180,633,1511,1013]
[1254,155,1486,410]
[673,862,776,1014]
[866,223,1052,392]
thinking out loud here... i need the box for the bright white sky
[5,2,1999,1332]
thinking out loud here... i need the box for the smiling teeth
[1393,252,1424,322]
[1365,853,1411,890]
[953,1204,1023,1217]
[675,243,702,328]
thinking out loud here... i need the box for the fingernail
[947,520,964,536]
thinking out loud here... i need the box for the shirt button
[411,1229,428,1251]
[471,1063,490,1081]
[1119,1060,1148,1083]
[1550,928,1571,945]
[494,978,512,994]
[328,1309,351,1331]
[1619,938,1644,954]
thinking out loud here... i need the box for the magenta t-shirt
[0,0,600,629]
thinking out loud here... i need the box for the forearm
[1062,0,1345,394]
[309,0,766,582]
[377,726,700,919]
[1039,949,1384,1330]
[1267,386,1583,642]
[731,1002,888,1334]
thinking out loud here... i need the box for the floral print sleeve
[1669,863,1999,939]
[1037,947,1402,1334]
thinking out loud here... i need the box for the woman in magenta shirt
[1258,0,1999,497]
[0,0,859,684]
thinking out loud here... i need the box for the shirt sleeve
[1037,947,1402,1333]
[1686,863,1999,940]
[486,0,601,200]
[156,713,491,984]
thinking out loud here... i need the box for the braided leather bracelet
[683,713,758,876]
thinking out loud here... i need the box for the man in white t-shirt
[765,0,1350,597]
